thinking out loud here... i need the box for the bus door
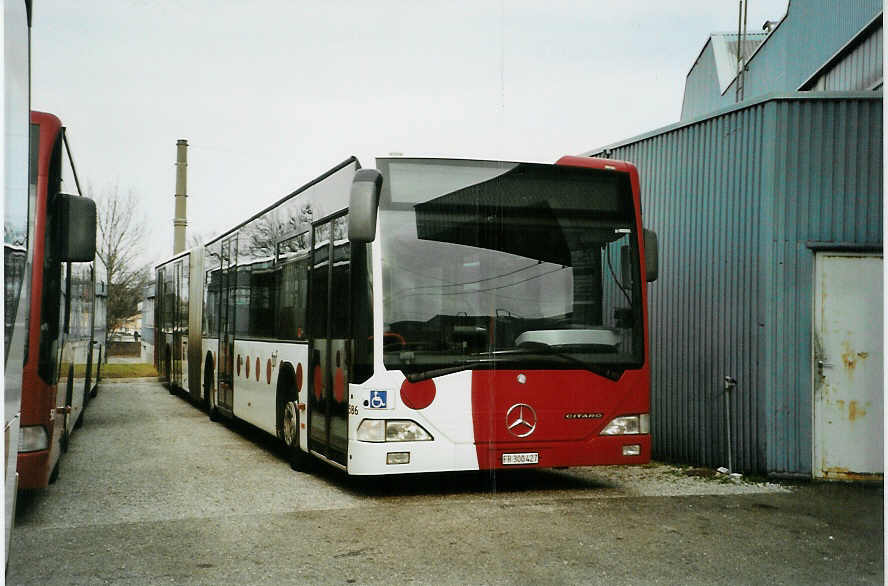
[308,214,350,466]
[217,236,237,412]
[58,261,73,440]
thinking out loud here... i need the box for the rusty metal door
[813,252,883,480]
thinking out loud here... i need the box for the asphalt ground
[8,378,883,585]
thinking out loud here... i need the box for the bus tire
[75,389,85,429]
[208,388,220,421]
[277,367,311,473]
[61,366,74,453]
[60,424,69,453]
[48,461,60,484]
[166,346,174,394]
[206,355,220,421]
[91,347,102,398]
[77,374,90,428]
[208,390,220,422]
[203,354,214,412]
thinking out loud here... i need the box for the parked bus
[16,111,104,490]
[4,0,34,563]
[155,247,204,405]
[158,155,658,475]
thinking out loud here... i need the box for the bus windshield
[378,158,644,379]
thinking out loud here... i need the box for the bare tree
[244,202,313,259]
[187,229,218,250]
[92,182,152,339]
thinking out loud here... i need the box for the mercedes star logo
[506,403,537,438]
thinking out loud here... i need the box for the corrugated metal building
[682,1,882,120]
[588,93,882,477]
[586,3,883,478]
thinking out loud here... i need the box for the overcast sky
[31,0,788,267]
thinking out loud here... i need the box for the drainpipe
[723,376,737,473]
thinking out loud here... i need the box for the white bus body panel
[231,339,309,444]
[347,370,480,475]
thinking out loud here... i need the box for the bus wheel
[166,347,174,394]
[75,390,85,429]
[281,400,311,472]
[91,348,102,398]
[48,461,60,484]
[208,386,220,422]
[278,370,311,473]
[61,367,74,453]
[203,356,214,412]
[207,365,220,422]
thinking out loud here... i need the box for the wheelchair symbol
[369,390,387,409]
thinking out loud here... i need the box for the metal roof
[680,1,882,121]
[583,90,882,157]
[709,32,768,93]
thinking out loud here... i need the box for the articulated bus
[155,247,204,405]
[5,0,33,563]
[157,155,658,475]
[16,111,104,489]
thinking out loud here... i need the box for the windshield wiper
[403,343,625,382]
[492,343,624,380]
[403,359,489,383]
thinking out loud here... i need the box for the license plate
[502,452,539,465]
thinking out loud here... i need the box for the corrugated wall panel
[602,104,770,473]
[682,39,723,122]
[766,97,883,475]
[747,0,882,97]
[593,95,881,475]
[814,25,883,91]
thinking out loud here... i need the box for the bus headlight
[357,419,433,442]
[19,425,49,452]
[357,419,385,442]
[385,420,432,442]
[600,414,650,435]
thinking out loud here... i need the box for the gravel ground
[573,463,790,497]
[8,378,881,586]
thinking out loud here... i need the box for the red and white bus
[4,0,34,562]
[16,111,105,489]
[158,155,658,475]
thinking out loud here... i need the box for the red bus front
[18,112,65,488]
[18,111,98,488]
[346,156,656,475]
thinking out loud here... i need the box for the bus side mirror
[58,194,97,262]
[348,169,383,243]
[643,229,658,282]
